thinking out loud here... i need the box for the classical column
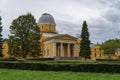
[68,44,70,57]
[60,43,63,57]
[53,43,56,57]
[58,45,59,57]
[63,45,64,57]
[73,44,76,57]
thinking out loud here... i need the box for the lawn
[0,69,120,80]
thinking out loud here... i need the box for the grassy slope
[0,69,120,80]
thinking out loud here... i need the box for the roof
[38,13,56,25]
[115,48,120,51]
[90,43,100,48]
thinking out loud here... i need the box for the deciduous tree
[101,39,120,54]
[9,13,42,58]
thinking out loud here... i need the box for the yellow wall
[91,47,104,59]
[38,24,57,34]
[43,42,54,58]
[115,50,120,57]
[2,38,119,60]
[2,42,9,58]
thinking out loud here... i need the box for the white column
[60,43,63,57]
[58,45,59,57]
[68,44,70,57]
[53,43,56,57]
[73,44,76,57]
[63,45,64,57]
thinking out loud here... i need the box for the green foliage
[8,13,42,58]
[101,39,120,54]
[0,57,17,61]
[0,62,120,73]
[7,36,21,57]
[80,21,91,59]
[26,58,54,61]
[0,16,3,57]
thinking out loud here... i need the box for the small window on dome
[42,25,44,30]
[49,24,51,30]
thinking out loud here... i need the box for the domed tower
[38,13,57,34]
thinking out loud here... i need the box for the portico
[54,43,76,57]
[43,34,77,58]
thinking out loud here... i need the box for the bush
[96,59,120,61]
[0,58,17,61]
[26,58,54,61]
[0,62,119,73]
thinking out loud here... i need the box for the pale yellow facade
[91,46,104,60]
[2,41,9,58]
[115,49,120,57]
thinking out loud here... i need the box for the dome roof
[38,13,56,25]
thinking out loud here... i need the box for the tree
[0,16,3,57]
[9,13,42,58]
[101,39,120,54]
[7,36,21,57]
[79,21,91,59]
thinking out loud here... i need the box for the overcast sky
[0,0,120,43]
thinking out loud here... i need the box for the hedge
[26,58,54,61]
[0,58,17,61]
[96,59,120,61]
[0,62,120,73]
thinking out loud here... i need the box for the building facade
[2,13,118,60]
[38,13,79,58]
[37,13,105,59]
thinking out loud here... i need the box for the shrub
[26,58,54,61]
[0,62,119,73]
[0,58,17,61]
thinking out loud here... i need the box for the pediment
[43,34,78,42]
[51,34,78,40]
[58,35,76,40]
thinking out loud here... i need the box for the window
[42,25,44,30]
[94,49,96,51]
[100,53,102,57]
[44,50,45,56]
[95,53,96,57]
[49,24,51,30]
[47,49,49,56]
[45,50,47,56]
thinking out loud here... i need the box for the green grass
[0,69,120,80]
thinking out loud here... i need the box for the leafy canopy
[101,39,120,54]
[8,13,42,58]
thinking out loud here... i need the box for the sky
[0,0,120,43]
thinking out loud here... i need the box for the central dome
[38,13,56,25]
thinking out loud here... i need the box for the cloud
[0,0,120,43]
[103,8,120,23]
